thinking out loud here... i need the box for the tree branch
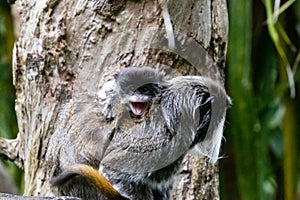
[0,135,23,169]
[0,193,80,200]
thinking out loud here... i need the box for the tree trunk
[0,0,228,199]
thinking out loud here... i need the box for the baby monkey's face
[127,83,160,117]
[114,66,163,118]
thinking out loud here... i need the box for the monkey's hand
[98,80,119,120]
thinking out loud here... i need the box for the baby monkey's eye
[139,86,150,93]
[135,83,159,97]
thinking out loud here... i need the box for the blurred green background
[0,0,23,194]
[221,0,300,200]
[0,0,299,199]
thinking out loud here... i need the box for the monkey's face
[114,66,163,119]
[127,83,159,117]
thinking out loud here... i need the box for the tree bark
[0,0,228,199]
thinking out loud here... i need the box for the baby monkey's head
[115,66,163,117]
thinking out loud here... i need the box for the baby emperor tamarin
[50,66,231,200]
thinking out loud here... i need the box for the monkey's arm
[162,76,231,163]
[98,80,119,120]
[51,164,128,200]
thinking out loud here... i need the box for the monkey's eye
[139,86,150,93]
[137,83,158,96]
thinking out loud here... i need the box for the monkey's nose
[128,93,150,102]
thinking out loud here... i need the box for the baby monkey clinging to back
[51,66,231,200]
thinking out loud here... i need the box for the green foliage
[222,0,300,200]
[0,1,24,194]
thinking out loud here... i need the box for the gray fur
[115,66,163,98]
[51,66,230,200]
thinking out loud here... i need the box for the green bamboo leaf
[263,0,295,98]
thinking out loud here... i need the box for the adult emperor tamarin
[50,66,231,200]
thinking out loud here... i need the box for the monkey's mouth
[129,101,149,116]
[128,94,150,116]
